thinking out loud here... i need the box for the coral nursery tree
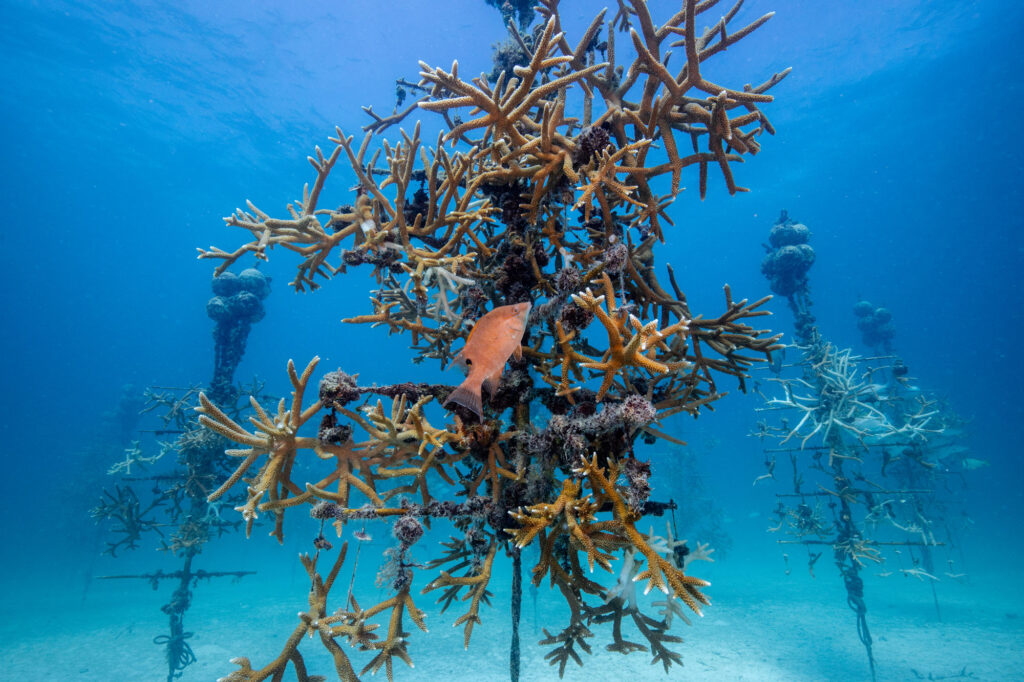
[196,1,789,680]
[754,214,975,682]
[92,269,271,681]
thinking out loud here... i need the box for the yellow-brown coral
[197,0,789,678]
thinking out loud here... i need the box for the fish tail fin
[444,378,484,419]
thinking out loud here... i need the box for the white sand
[4,543,1020,682]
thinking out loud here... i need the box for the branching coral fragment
[197,357,324,541]
[569,273,689,400]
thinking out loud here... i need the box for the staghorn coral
[197,1,790,679]
[759,343,938,449]
[94,375,265,680]
[197,358,325,541]
[753,219,977,682]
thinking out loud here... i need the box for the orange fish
[444,302,531,419]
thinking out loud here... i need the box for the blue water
[1,1,1022,680]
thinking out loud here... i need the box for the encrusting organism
[852,299,895,352]
[207,268,271,404]
[195,1,792,680]
[761,210,816,345]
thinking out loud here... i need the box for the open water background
[1,1,1021,679]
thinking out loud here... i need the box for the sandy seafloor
[1,1,1022,680]
[4,536,1021,682]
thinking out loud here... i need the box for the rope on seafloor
[510,546,522,682]
[834,486,877,682]
[843,562,877,682]
[155,557,198,682]
[153,628,196,681]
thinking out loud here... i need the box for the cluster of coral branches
[759,341,977,572]
[754,341,975,681]
[196,1,788,680]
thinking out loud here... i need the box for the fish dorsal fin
[464,319,478,343]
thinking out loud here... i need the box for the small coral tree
[197,1,788,679]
